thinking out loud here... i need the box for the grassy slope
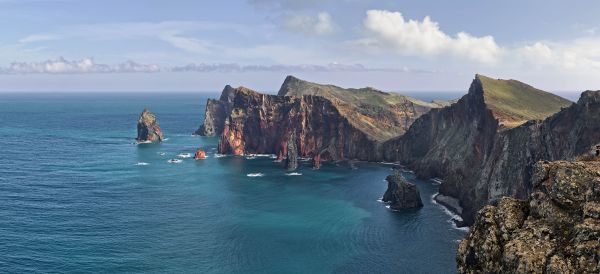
[278,76,447,141]
[477,74,573,128]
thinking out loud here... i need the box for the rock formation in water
[136,108,164,142]
[457,160,600,274]
[382,75,580,225]
[197,76,446,167]
[382,173,423,209]
[194,149,206,160]
[285,130,298,171]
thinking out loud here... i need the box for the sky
[1,0,600,93]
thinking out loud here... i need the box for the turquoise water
[0,93,465,273]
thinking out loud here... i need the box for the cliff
[136,108,164,142]
[197,76,447,165]
[457,160,600,273]
[382,75,575,225]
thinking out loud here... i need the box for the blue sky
[1,0,600,92]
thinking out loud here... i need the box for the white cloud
[285,12,336,36]
[359,10,502,64]
[0,57,160,74]
[170,62,425,73]
[18,34,59,43]
[518,40,600,70]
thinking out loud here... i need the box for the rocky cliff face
[194,85,236,136]
[197,76,447,166]
[382,173,423,209]
[285,130,298,171]
[457,160,600,274]
[217,86,378,164]
[136,108,164,142]
[382,75,576,225]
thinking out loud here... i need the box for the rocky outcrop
[136,108,164,142]
[285,130,298,171]
[194,149,206,160]
[194,85,236,136]
[382,173,423,209]
[457,160,600,274]
[382,75,581,225]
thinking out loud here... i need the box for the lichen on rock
[457,160,600,274]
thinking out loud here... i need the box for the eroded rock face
[136,108,164,142]
[457,160,600,274]
[382,173,423,209]
[382,76,598,225]
[194,85,236,136]
[215,86,379,166]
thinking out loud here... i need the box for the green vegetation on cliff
[477,74,572,128]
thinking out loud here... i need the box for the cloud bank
[0,58,160,74]
[0,58,427,74]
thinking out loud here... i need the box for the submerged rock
[136,108,164,143]
[382,173,423,210]
[285,130,298,171]
[457,160,600,274]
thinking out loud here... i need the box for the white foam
[285,172,302,176]
[136,140,152,144]
[430,178,444,185]
[177,153,192,158]
[214,154,227,158]
[245,156,257,160]
[157,152,166,156]
[167,159,183,164]
[431,193,469,232]
[247,173,264,177]
[135,162,149,166]
[379,161,401,166]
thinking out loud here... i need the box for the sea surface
[0,92,466,273]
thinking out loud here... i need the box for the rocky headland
[457,160,600,273]
[382,75,587,225]
[136,108,164,143]
[196,75,446,167]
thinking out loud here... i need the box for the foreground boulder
[457,160,600,273]
[382,173,423,209]
[136,108,164,142]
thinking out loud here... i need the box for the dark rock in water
[382,173,423,209]
[457,160,600,274]
[136,108,163,142]
[312,154,321,169]
[285,130,298,171]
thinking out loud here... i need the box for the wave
[247,173,264,177]
[167,159,183,164]
[135,140,152,145]
[245,156,257,160]
[157,152,166,156]
[134,162,150,166]
[431,193,469,232]
[177,153,192,158]
[430,178,444,185]
[214,154,227,158]
[285,172,302,176]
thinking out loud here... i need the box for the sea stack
[382,173,423,209]
[194,149,207,160]
[136,108,164,143]
[285,131,298,171]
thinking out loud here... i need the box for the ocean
[0,92,466,273]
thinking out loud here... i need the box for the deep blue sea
[0,92,467,273]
